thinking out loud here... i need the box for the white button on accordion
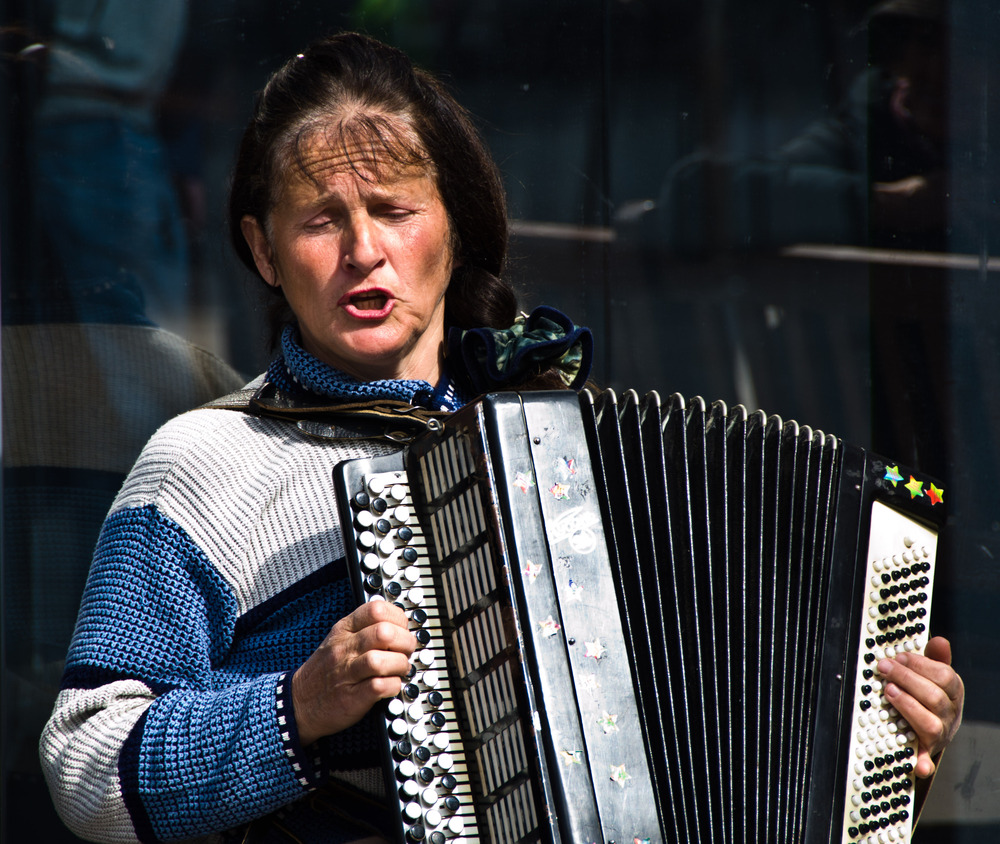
[334,389,945,844]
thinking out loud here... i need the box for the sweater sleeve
[40,503,319,843]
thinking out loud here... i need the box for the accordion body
[334,389,945,844]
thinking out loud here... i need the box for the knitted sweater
[39,339,464,843]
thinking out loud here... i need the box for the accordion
[333,389,945,844]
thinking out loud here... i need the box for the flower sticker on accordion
[547,505,601,555]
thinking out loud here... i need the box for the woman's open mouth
[339,288,394,319]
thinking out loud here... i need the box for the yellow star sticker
[905,475,924,499]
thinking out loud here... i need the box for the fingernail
[894,652,910,666]
[877,658,894,676]
[884,681,900,699]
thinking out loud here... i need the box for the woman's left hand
[877,636,964,778]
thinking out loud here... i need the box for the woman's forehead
[291,113,433,184]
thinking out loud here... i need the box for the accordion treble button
[391,718,408,737]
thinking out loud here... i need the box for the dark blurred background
[3,0,998,840]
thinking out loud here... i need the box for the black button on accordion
[333,389,945,844]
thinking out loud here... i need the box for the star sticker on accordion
[538,616,561,637]
[523,560,542,583]
[884,465,904,486]
[584,638,607,660]
[598,711,619,734]
[512,471,534,493]
[610,763,631,788]
[905,475,924,499]
[559,749,583,765]
[549,482,570,500]
[927,483,944,505]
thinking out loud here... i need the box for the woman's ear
[241,216,279,287]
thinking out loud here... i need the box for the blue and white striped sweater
[41,398,404,843]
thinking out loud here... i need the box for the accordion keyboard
[840,500,938,844]
[348,469,481,844]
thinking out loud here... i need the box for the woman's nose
[343,215,386,274]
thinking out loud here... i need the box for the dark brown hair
[228,32,517,339]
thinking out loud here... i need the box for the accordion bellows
[335,389,944,844]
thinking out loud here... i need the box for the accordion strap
[201,381,451,444]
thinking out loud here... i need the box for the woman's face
[242,128,454,384]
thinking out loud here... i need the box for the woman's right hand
[292,600,416,746]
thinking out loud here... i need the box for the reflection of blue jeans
[31,118,188,326]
